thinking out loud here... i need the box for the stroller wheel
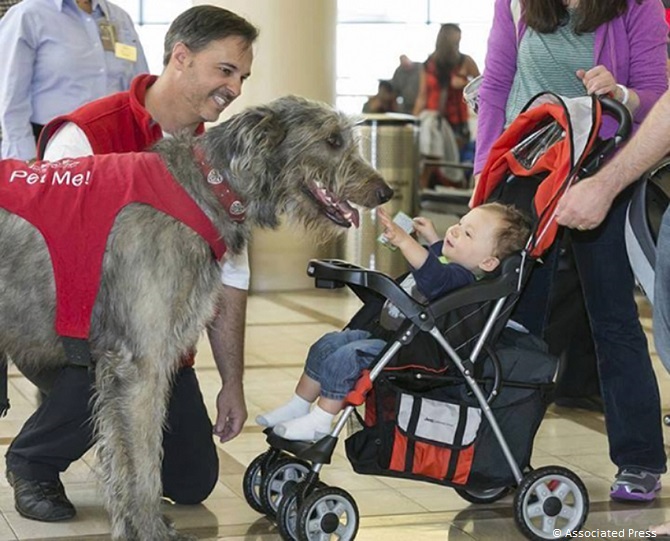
[260,457,311,520]
[514,466,589,540]
[277,481,327,541]
[455,486,511,504]
[296,486,359,541]
[243,451,272,514]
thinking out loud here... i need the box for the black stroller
[242,93,632,541]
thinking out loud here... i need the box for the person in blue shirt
[256,203,531,441]
[0,0,148,160]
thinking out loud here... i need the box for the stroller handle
[577,96,632,179]
[599,95,632,144]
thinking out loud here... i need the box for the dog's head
[205,95,393,234]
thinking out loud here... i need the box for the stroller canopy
[472,93,602,257]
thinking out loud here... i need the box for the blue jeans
[515,190,666,473]
[654,207,670,373]
[305,329,386,401]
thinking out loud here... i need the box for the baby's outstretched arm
[378,209,429,269]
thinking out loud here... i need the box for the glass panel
[137,24,171,75]
[338,0,428,23]
[140,0,190,24]
[111,0,139,20]
[428,0,495,25]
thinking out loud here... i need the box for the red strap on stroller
[346,369,373,407]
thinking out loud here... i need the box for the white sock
[256,394,311,427]
[273,405,334,441]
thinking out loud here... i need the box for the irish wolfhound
[0,95,392,540]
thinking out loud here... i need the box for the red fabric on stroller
[471,93,603,257]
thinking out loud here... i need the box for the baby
[256,202,531,441]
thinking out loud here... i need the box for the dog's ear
[229,107,287,158]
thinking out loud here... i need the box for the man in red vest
[6,5,258,522]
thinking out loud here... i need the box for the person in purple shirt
[475,0,668,503]
[256,203,531,441]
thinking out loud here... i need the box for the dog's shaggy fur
[0,95,392,540]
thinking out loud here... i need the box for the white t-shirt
[43,122,251,290]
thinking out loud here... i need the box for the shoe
[6,470,76,521]
[610,469,661,502]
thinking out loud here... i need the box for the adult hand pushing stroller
[242,92,632,541]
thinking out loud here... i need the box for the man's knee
[163,453,218,504]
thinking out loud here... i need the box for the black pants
[6,365,218,505]
[514,234,600,399]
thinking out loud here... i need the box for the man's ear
[479,256,500,273]
[171,42,191,71]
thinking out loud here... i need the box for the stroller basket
[346,327,556,490]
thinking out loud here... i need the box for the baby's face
[442,208,500,272]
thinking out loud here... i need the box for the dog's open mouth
[308,180,360,228]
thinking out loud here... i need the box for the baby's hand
[378,208,412,248]
[412,217,440,244]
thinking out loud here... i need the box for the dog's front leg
[93,348,191,541]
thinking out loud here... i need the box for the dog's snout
[377,184,394,204]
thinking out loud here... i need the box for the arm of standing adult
[411,68,427,117]
[473,0,519,175]
[556,89,670,230]
[0,7,39,160]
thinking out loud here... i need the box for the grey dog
[0,95,392,540]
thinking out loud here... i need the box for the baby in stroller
[256,203,531,441]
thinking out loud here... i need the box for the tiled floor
[2,289,670,540]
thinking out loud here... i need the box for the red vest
[0,154,225,339]
[425,57,469,128]
[37,74,205,158]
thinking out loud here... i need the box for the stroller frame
[243,94,632,541]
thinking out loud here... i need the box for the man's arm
[207,285,247,443]
[556,89,670,230]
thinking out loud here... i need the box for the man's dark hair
[378,80,394,93]
[163,6,259,66]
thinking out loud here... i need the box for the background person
[474,0,668,502]
[362,79,397,113]
[413,23,480,188]
[0,0,148,161]
[5,5,258,523]
[391,54,421,114]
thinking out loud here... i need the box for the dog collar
[193,147,246,223]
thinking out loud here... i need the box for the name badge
[98,21,117,52]
[115,43,137,62]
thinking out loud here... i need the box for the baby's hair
[478,202,532,259]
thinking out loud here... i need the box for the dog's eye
[326,133,343,149]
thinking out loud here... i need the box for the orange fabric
[389,427,408,472]
[472,99,602,257]
[411,440,451,480]
[345,369,373,407]
[452,444,476,485]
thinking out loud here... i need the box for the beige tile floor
[2,290,670,540]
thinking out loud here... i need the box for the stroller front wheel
[513,465,589,540]
[242,451,272,514]
[296,486,359,541]
[260,457,311,520]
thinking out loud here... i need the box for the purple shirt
[475,0,669,174]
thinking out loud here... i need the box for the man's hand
[214,380,247,443]
[555,175,617,230]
